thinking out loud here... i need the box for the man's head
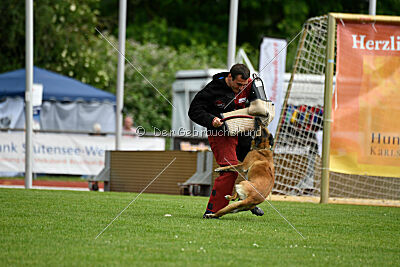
[226,64,250,94]
[124,116,133,129]
[93,123,102,134]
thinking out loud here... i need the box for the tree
[2,0,400,131]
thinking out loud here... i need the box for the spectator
[93,123,101,134]
[123,116,137,137]
[89,123,105,136]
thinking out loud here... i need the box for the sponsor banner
[0,132,165,175]
[331,22,400,177]
[259,37,287,136]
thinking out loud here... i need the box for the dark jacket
[188,71,253,161]
[188,72,251,130]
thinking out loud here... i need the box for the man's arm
[188,88,217,129]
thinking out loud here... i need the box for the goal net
[272,15,400,204]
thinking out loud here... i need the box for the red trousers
[206,135,238,213]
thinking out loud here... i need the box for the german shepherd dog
[205,123,274,218]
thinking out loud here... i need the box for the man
[123,116,137,137]
[188,64,264,218]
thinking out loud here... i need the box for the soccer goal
[272,13,400,206]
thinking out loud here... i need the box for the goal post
[273,13,400,206]
[320,13,336,203]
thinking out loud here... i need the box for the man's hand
[212,117,223,128]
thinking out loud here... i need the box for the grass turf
[0,189,399,266]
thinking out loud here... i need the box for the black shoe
[250,206,264,216]
[203,210,219,219]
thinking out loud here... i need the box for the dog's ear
[268,133,274,148]
[255,117,262,128]
[260,127,274,149]
[251,138,256,149]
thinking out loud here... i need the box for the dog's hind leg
[206,199,252,218]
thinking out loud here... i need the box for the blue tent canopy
[0,67,116,102]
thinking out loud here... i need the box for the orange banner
[331,22,400,178]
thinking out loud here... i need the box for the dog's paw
[214,167,225,172]
[204,213,216,218]
[224,195,231,200]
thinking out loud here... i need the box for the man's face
[124,117,133,128]
[229,74,249,94]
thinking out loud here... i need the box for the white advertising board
[0,132,165,175]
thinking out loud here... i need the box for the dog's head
[252,119,274,150]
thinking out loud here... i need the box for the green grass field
[0,189,399,266]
